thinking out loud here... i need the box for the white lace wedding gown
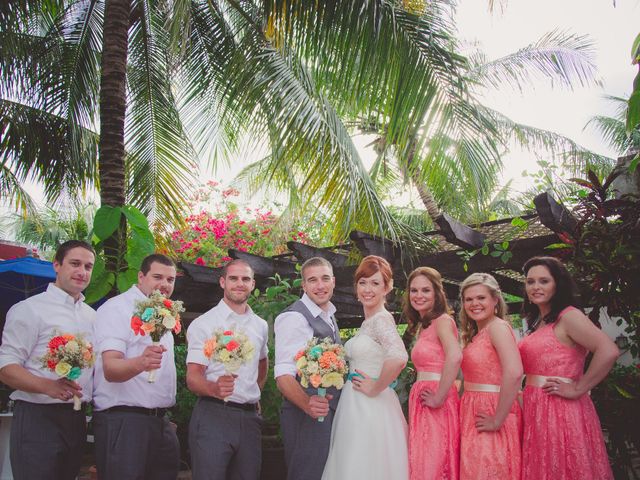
[322,309,409,480]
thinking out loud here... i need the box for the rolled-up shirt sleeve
[95,302,129,354]
[274,312,312,378]
[186,319,209,366]
[0,302,39,369]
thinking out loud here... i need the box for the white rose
[162,315,176,329]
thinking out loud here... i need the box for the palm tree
[1,0,604,249]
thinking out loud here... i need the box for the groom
[274,257,342,480]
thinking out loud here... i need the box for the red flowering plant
[169,181,314,268]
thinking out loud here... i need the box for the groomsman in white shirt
[92,253,180,480]
[275,257,341,480]
[186,259,268,480]
[0,240,96,480]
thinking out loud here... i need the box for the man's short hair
[54,240,95,264]
[301,257,333,279]
[140,254,176,274]
[221,259,254,278]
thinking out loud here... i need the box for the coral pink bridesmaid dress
[460,321,522,480]
[518,306,613,480]
[408,314,460,480]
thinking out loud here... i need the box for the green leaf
[511,217,527,228]
[545,243,571,250]
[85,271,115,304]
[501,251,513,263]
[629,154,639,174]
[481,245,489,255]
[614,385,635,399]
[129,227,155,256]
[631,32,640,64]
[93,206,122,241]
[122,205,150,231]
[490,250,502,257]
[501,241,509,249]
[626,90,640,133]
[116,268,139,293]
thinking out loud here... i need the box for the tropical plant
[84,204,156,303]
[591,363,640,479]
[549,169,640,357]
[11,201,95,260]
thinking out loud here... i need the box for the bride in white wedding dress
[322,255,409,480]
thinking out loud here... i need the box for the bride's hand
[352,370,379,397]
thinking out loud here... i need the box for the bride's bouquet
[40,332,95,410]
[203,327,255,400]
[295,337,347,422]
[131,290,184,382]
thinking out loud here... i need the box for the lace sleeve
[369,310,408,362]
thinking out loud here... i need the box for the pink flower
[195,257,206,266]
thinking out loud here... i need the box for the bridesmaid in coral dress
[404,267,462,480]
[459,273,523,480]
[519,256,618,480]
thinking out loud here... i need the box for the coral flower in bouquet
[295,337,347,421]
[131,290,185,382]
[40,332,94,410]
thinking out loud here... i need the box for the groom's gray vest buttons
[282,300,341,409]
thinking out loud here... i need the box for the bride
[322,255,409,480]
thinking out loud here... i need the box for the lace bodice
[461,320,513,385]
[345,309,407,378]
[411,314,457,372]
[519,307,587,379]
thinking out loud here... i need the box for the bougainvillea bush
[169,181,314,267]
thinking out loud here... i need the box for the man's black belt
[16,400,86,413]
[201,396,257,412]
[103,405,168,417]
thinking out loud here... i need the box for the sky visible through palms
[7,0,640,214]
[454,0,639,195]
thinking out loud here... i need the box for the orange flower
[62,334,75,341]
[141,322,155,334]
[319,351,338,369]
[294,350,304,361]
[173,317,182,335]
[310,374,322,388]
[203,338,217,358]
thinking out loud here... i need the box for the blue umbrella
[0,257,55,312]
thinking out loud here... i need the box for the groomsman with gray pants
[275,257,342,480]
[186,259,269,480]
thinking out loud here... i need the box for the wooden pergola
[173,193,574,328]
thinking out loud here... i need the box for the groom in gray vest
[274,257,341,480]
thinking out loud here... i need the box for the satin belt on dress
[416,371,442,382]
[463,381,501,393]
[525,374,574,387]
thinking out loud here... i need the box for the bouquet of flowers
[295,337,348,422]
[130,290,185,382]
[40,332,94,410]
[203,327,255,374]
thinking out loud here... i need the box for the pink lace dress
[409,314,460,480]
[460,321,522,480]
[518,306,613,480]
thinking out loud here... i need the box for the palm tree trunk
[402,133,442,221]
[98,0,130,286]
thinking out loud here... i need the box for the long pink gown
[408,314,460,480]
[518,306,613,480]
[460,321,522,480]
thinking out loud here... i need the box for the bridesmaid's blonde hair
[459,272,509,346]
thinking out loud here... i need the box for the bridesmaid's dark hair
[402,267,452,347]
[522,256,579,332]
